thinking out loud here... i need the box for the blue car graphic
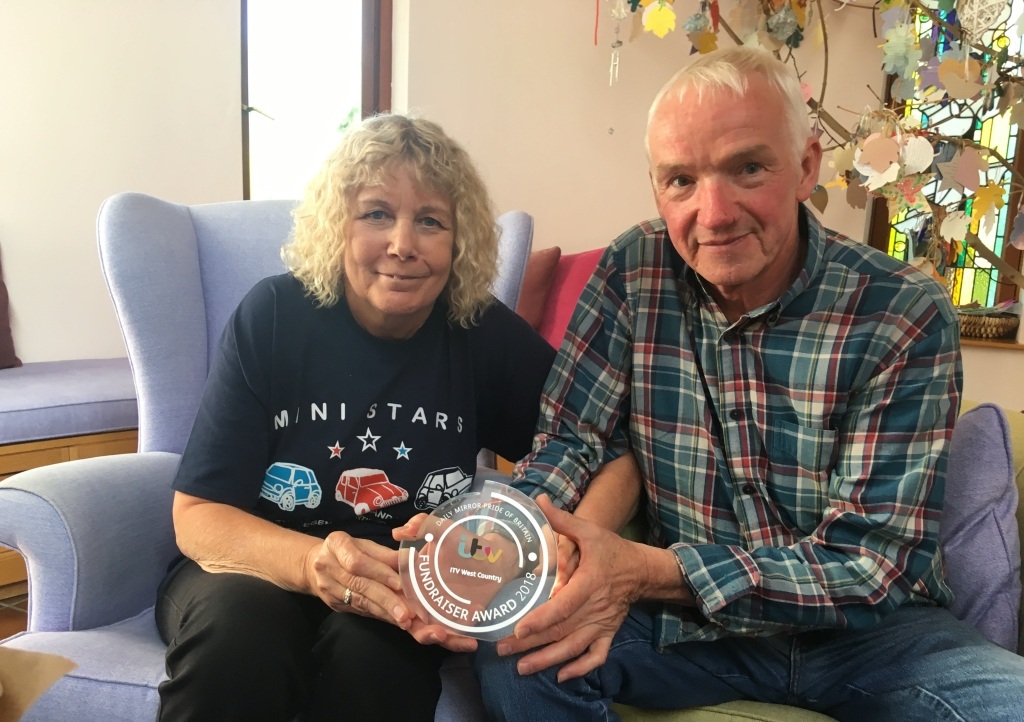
[261,462,323,512]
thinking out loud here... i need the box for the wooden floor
[0,591,27,639]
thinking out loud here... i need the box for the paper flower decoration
[970,181,1007,233]
[689,30,718,54]
[881,23,922,81]
[767,6,798,43]
[683,12,709,32]
[643,2,677,38]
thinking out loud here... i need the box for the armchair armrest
[0,452,180,633]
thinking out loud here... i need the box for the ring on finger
[343,588,353,606]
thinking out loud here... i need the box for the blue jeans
[472,605,1024,721]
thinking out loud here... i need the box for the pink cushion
[536,248,603,349]
[0,248,21,370]
[515,247,562,331]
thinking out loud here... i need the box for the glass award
[399,474,555,641]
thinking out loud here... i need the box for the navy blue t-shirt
[173,274,555,548]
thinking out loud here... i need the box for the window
[241,0,391,200]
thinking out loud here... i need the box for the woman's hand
[302,524,477,653]
[304,531,409,622]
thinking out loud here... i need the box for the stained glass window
[884,10,1023,307]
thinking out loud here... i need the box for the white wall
[393,0,881,251]
[0,0,242,362]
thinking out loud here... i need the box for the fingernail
[496,642,509,656]
[429,632,440,642]
[393,605,405,621]
[515,626,530,639]
[518,662,532,675]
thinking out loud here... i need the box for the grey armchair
[0,192,535,721]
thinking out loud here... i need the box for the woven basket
[958,313,1020,339]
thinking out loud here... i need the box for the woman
[154,114,556,721]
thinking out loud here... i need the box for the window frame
[239,0,392,200]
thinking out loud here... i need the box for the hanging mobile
[609,0,628,85]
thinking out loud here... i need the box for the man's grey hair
[645,46,812,162]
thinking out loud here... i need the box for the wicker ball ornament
[956,0,1008,39]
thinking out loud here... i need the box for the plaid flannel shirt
[515,207,961,648]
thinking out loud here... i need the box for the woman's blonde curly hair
[282,114,498,327]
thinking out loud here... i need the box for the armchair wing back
[98,193,296,454]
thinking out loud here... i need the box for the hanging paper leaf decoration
[881,23,922,80]
[936,157,962,192]
[864,162,901,191]
[856,134,901,174]
[940,211,971,242]
[688,29,718,53]
[900,135,935,175]
[954,147,987,192]
[710,0,721,30]
[938,57,984,99]
[829,144,857,175]
[767,6,799,42]
[1010,99,1024,127]
[969,181,1006,233]
[644,2,677,38]
[1009,207,1024,251]
[846,182,868,210]
[810,185,829,213]
[893,174,933,214]
[879,7,909,35]
[683,12,709,32]
[998,81,1020,118]
[918,57,941,91]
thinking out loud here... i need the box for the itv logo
[457,535,503,563]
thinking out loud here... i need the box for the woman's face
[343,167,454,339]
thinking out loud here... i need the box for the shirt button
[728,408,743,421]
[741,484,756,495]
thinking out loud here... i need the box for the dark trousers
[155,559,449,722]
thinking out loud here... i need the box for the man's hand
[495,495,646,682]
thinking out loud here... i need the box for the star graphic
[327,441,344,458]
[393,442,412,460]
[357,428,380,452]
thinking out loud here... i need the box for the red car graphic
[335,468,409,516]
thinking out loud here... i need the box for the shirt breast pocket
[766,420,837,534]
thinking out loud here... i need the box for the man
[471,46,1024,720]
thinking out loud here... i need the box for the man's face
[647,74,821,319]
